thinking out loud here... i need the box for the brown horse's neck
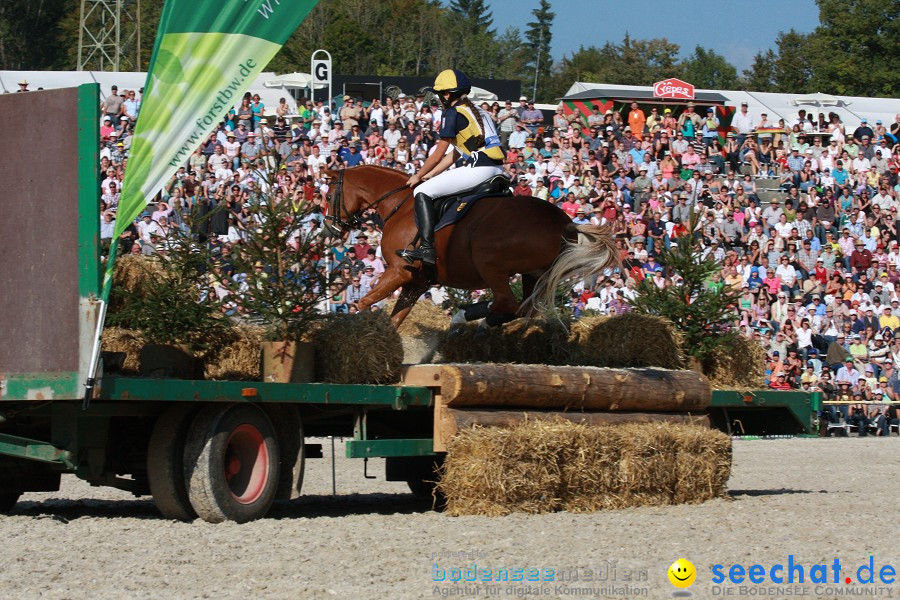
[345,165,412,224]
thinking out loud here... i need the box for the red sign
[653,78,695,100]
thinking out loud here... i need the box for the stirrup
[396,245,435,265]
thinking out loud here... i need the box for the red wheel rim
[224,424,269,504]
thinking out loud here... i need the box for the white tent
[1,69,297,114]
[563,81,900,130]
[468,86,497,102]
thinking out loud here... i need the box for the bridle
[326,169,410,233]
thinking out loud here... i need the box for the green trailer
[0,84,445,523]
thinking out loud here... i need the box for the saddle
[424,175,513,232]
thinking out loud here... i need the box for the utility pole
[532,28,542,102]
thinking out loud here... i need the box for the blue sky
[484,0,820,71]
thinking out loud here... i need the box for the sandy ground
[1,437,898,600]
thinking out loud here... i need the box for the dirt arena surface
[1,437,897,600]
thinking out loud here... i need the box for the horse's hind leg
[484,274,519,327]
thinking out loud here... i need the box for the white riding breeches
[414,163,504,199]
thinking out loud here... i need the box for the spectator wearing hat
[508,123,528,150]
[700,107,720,147]
[836,355,861,385]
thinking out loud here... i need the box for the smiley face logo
[668,559,696,588]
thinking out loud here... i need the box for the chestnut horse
[325,165,618,328]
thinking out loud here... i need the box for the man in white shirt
[508,124,528,149]
[730,102,754,145]
[383,122,402,150]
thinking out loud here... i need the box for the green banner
[104,0,319,296]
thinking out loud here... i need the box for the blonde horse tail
[522,224,620,315]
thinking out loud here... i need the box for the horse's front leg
[355,266,412,315]
[388,283,429,329]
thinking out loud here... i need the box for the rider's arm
[408,138,453,186]
[423,143,459,180]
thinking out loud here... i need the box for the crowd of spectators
[97,86,900,431]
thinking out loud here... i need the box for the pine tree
[628,213,741,362]
[524,0,554,102]
[449,0,494,35]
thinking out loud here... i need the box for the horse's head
[322,168,359,237]
[324,166,408,236]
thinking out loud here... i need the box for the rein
[328,169,411,232]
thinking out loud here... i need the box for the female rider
[397,69,505,265]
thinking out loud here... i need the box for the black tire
[0,493,20,513]
[407,456,446,509]
[147,404,200,521]
[184,404,280,524]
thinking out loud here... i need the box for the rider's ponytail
[462,96,486,148]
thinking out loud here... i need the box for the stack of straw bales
[386,299,451,364]
[100,327,145,375]
[202,324,267,381]
[438,313,685,369]
[312,312,404,384]
[569,313,685,369]
[438,419,731,516]
[703,335,767,389]
[438,319,572,365]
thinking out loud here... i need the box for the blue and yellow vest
[453,104,505,164]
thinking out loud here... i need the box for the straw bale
[203,324,266,381]
[438,419,730,516]
[437,319,572,365]
[703,335,767,389]
[100,327,145,375]
[572,313,685,369]
[312,312,403,384]
[384,299,451,338]
[384,299,451,364]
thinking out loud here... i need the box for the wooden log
[439,364,710,411]
[449,409,710,430]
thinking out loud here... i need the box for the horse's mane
[347,164,407,182]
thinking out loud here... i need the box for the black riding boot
[397,193,437,265]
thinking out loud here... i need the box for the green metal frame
[709,389,820,435]
[0,433,75,468]
[346,439,435,458]
[97,377,432,409]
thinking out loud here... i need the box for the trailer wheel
[184,404,280,524]
[147,404,200,521]
[407,456,446,509]
[0,493,20,513]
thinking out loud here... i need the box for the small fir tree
[223,174,327,341]
[628,212,740,362]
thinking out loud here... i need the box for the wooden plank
[400,364,444,388]
[440,364,711,411]
[448,409,711,430]
[433,394,458,453]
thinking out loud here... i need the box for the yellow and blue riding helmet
[430,69,471,109]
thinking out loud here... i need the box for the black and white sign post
[310,49,332,106]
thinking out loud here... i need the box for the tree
[523,0,554,102]
[225,174,326,342]
[742,49,777,92]
[806,0,900,96]
[628,214,741,362]
[449,0,494,36]
[773,29,813,93]
[0,0,74,70]
[680,46,738,90]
